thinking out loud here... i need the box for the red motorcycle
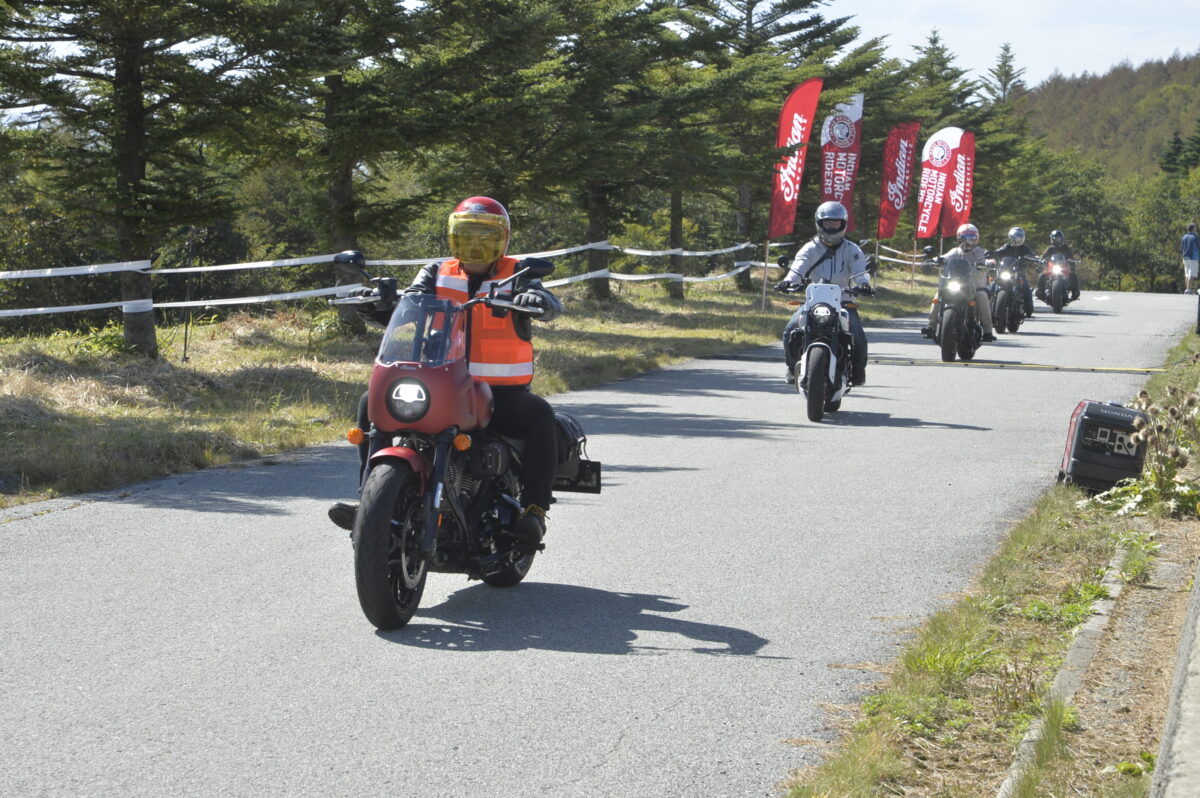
[333,262,600,630]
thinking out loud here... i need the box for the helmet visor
[818,218,847,234]
[449,221,506,265]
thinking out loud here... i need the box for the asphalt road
[2,291,1195,797]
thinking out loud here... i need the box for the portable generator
[1058,400,1148,492]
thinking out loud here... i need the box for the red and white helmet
[448,196,510,266]
[956,223,980,251]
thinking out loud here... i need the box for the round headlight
[947,280,962,293]
[1000,270,1013,281]
[1052,264,1063,275]
[809,303,835,326]
[386,378,430,422]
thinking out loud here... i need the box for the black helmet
[1050,229,1065,246]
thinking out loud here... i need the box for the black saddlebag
[553,411,602,494]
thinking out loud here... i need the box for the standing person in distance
[1182,223,1199,295]
[921,223,996,342]
[777,201,874,386]
[328,196,563,550]
[989,226,1037,317]
[1038,229,1080,301]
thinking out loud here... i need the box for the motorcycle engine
[468,441,510,478]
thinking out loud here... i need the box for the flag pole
[761,239,771,311]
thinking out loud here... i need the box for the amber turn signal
[347,427,365,446]
[453,433,472,451]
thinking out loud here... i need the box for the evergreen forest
[1,1,1198,355]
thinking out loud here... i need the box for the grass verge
[0,270,935,507]
[784,330,1200,797]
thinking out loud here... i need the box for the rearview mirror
[516,257,555,280]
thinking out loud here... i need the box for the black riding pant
[487,386,558,510]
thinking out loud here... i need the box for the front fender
[369,446,431,483]
[798,342,838,385]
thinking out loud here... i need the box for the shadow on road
[383,582,774,657]
[562,402,792,439]
[820,410,990,430]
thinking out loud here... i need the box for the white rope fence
[0,240,800,318]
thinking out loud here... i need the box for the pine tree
[983,42,1027,104]
[0,0,299,355]
[1159,131,1186,174]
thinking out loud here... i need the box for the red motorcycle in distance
[332,262,600,630]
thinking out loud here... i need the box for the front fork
[420,432,456,559]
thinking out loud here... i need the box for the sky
[833,0,1200,88]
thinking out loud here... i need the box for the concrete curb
[1150,553,1200,797]
[995,546,1129,798]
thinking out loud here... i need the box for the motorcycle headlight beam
[947,280,962,293]
[1052,264,1064,275]
[385,378,431,422]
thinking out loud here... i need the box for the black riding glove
[513,291,547,311]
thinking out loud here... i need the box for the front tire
[805,347,828,422]
[1051,280,1065,313]
[993,292,1008,334]
[1008,293,1023,332]
[939,308,958,362]
[353,460,428,630]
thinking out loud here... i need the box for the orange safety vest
[435,257,535,387]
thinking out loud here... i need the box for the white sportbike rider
[779,201,874,386]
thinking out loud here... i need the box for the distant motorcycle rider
[328,196,563,549]
[1038,229,1080,301]
[989,226,1036,317]
[777,201,874,386]
[921,223,995,341]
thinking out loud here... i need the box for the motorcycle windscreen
[941,254,974,281]
[804,283,842,305]
[377,294,468,367]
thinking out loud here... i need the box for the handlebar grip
[488,298,545,316]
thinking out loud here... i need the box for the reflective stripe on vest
[435,257,534,386]
[469,361,535,379]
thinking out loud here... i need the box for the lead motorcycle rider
[989,226,1037,318]
[328,196,563,549]
[921,223,995,341]
[778,201,874,386]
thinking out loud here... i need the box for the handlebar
[774,279,873,296]
[464,295,545,316]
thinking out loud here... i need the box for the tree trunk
[325,72,365,333]
[585,184,611,300]
[666,189,684,299]
[734,182,754,291]
[113,37,157,357]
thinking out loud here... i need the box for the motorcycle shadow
[379,582,775,658]
[819,410,990,431]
